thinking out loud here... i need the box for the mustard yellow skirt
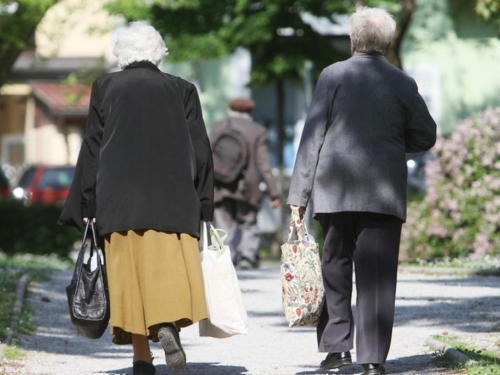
[105,230,207,345]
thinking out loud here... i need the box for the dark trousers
[213,198,260,265]
[316,212,402,365]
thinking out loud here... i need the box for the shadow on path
[99,363,248,375]
[294,353,447,374]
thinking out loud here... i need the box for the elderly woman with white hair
[288,6,436,375]
[60,22,213,375]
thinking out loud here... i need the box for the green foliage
[434,335,500,374]
[0,199,80,258]
[0,0,55,49]
[2,346,26,360]
[0,0,58,87]
[476,0,500,22]
[401,108,500,260]
[106,0,357,84]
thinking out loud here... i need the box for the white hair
[113,22,168,69]
[349,6,396,55]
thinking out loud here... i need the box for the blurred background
[1,0,500,264]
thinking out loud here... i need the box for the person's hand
[270,198,280,208]
[288,204,306,216]
[83,217,96,224]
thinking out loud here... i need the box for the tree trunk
[276,78,285,175]
[386,0,416,69]
[272,78,286,257]
[0,44,31,88]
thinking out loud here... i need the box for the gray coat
[210,115,279,209]
[287,53,437,221]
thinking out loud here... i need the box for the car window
[38,167,75,189]
[18,167,36,188]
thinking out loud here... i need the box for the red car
[0,168,11,197]
[13,165,75,205]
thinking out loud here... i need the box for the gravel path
[2,265,500,375]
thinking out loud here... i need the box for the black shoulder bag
[66,221,110,339]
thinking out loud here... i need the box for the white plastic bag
[199,222,248,338]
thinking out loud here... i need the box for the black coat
[59,61,214,238]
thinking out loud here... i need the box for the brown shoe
[158,324,186,372]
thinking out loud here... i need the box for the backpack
[212,120,248,184]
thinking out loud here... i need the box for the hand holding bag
[199,222,248,338]
[281,207,325,327]
[66,221,110,339]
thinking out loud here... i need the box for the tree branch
[386,0,415,69]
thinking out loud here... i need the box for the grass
[433,335,500,374]
[0,254,71,342]
[401,255,500,269]
[2,345,26,361]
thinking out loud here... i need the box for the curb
[0,273,30,362]
[426,337,477,366]
[399,266,500,277]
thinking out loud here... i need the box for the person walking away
[210,98,280,269]
[59,22,214,375]
[287,7,436,375]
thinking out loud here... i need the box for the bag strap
[70,221,91,283]
[89,221,105,271]
[209,224,228,250]
[287,207,309,242]
[201,221,208,252]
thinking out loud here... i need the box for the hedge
[0,199,80,258]
[401,108,500,260]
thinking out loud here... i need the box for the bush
[401,108,500,260]
[0,199,80,258]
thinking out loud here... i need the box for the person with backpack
[210,98,280,269]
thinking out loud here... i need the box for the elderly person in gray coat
[287,6,436,375]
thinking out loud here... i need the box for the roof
[301,13,350,36]
[31,82,91,117]
[11,52,114,80]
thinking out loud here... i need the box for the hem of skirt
[111,314,208,345]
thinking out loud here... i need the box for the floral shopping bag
[281,207,325,327]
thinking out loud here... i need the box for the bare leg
[132,334,152,363]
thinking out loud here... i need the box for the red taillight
[0,187,10,196]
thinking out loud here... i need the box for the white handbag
[199,222,249,338]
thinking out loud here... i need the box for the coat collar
[123,61,160,71]
[352,52,389,63]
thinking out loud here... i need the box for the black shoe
[320,351,352,369]
[362,363,385,375]
[158,323,186,372]
[237,259,253,270]
[133,360,156,375]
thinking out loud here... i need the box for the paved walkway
[2,265,500,375]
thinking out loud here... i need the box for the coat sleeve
[80,80,104,217]
[287,69,331,208]
[254,128,279,199]
[404,78,437,153]
[183,83,214,221]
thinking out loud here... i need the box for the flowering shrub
[401,108,500,260]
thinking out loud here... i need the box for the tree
[476,0,500,30]
[0,0,57,88]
